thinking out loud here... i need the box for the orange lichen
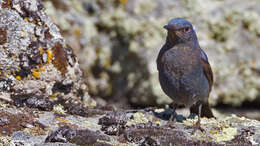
[47,49,53,64]
[1,0,12,9]
[32,69,40,78]
[0,111,33,136]
[95,48,101,54]
[56,117,68,123]
[74,28,81,36]
[118,0,128,7]
[44,28,53,39]
[52,42,68,74]
[0,27,7,45]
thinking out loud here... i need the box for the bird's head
[164,18,197,44]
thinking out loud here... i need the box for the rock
[0,103,258,145]
[0,0,95,109]
[43,0,260,107]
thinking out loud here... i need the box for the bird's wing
[200,48,213,92]
[190,48,215,118]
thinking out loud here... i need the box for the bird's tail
[190,101,215,118]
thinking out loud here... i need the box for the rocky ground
[0,0,260,145]
[1,102,260,145]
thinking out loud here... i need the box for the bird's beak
[164,25,175,30]
[163,25,170,30]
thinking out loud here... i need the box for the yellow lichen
[97,139,138,146]
[53,104,66,115]
[38,22,42,26]
[183,116,198,126]
[154,108,165,113]
[39,47,44,55]
[40,67,46,72]
[104,59,111,68]
[0,136,11,145]
[49,93,57,99]
[0,101,9,108]
[16,75,21,81]
[24,17,30,22]
[24,126,48,136]
[39,48,53,64]
[212,127,237,143]
[126,112,149,126]
[20,31,25,38]
[89,99,97,108]
[209,128,218,134]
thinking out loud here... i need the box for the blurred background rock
[42,0,260,110]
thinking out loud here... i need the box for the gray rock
[0,104,258,145]
[0,0,95,108]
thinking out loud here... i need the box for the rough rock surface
[0,0,95,108]
[0,102,259,145]
[43,0,260,107]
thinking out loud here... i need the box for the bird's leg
[192,103,204,134]
[168,103,177,122]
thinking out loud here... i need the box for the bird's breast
[158,46,209,106]
[161,47,201,76]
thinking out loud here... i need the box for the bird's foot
[167,110,176,123]
[166,107,178,126]
[175,114,186,122]
[168,112,175,121]
[187,113,197,119]
[153,106,177,121]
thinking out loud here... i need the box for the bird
[156,18,214,131]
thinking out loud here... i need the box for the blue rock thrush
[157,18,214,130]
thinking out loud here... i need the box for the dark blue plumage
[157,18,214,129]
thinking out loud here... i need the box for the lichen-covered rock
[42,0,260,107]
[0,0,95,107]
[0,101,258,145]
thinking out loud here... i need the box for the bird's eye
[184,27,190,33]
